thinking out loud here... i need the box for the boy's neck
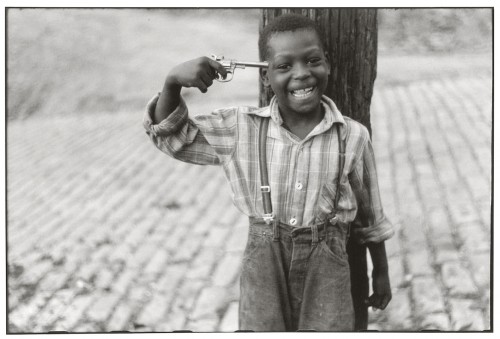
[278,104,325,140]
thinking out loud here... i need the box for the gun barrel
[235,61,268,68]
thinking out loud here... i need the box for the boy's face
[261,29,330,119]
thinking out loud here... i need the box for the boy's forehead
[268,28,320,44]
[267,29,323,56]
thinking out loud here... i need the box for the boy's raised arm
[153,57,228,124]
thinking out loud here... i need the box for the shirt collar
[244,95,347,140]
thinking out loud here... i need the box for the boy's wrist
[165,74,182,92]
[372,264,389,275]
[367,241,389,275]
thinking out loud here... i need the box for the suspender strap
[333,123,347,210]
[259,118,274,224]
[330,122,349,225]
[258,118,349,227]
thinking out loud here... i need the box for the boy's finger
[382,294,392,309]
[364,296,376,306]
[379,295,391,310]
[200,73,213,87]
[205,68,217,80]
[207,58,228,78]
[367,294,381,309]
[194,79,208,93]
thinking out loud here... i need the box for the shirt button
[295,182,303,190]
[290,218,297,226]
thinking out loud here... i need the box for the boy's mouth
[290,86,315,98]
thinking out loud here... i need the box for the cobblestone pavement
[7,75,492,332]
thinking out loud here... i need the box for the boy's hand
[166,57,228,93]
[365,268,392,310]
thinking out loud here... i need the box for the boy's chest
[233,129,355,189]
[264,138,354,186]
[281,119,322,141]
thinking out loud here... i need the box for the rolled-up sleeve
[143,92,190,137]
[143,93,237,166]
[349,137,395,244]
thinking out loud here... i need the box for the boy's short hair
[258,13,326,61]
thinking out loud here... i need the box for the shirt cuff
[143,92,189,137]
[351,215,395,244]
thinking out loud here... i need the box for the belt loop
[311,224,319,245]
[322,219,328,237]
[272,219,279,242]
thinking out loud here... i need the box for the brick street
[7,75,492,332]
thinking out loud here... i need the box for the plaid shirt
[143,94,394,244]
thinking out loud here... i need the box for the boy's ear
[260,68,271,88]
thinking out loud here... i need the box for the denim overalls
[238,118,355,331]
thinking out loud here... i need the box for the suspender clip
[262,213,274,224]
[260,186,271,193]
[329,215,339,225]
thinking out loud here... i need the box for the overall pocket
[242,230,265,261]
[320,232,348,266]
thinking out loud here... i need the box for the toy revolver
[211,54,268,82]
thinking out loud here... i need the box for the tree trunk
[259,8,378,331]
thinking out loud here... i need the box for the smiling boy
[143,14,394,331]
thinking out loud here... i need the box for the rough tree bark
[259,8,378,330]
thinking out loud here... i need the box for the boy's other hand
[365,268,392,310]
[166,57,228,93]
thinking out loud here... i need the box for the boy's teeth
[291,87,314,97]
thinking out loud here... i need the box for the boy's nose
[293,63,311,80]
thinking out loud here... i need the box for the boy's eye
[276,64,291,70]
[307,58,321,64]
